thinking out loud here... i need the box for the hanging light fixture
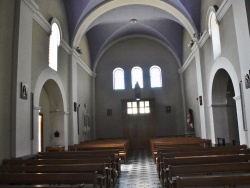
[130,19,137,24]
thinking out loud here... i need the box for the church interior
[1,0,250,187]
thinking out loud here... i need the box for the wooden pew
[0,164,108,188]
[35,153,120,179]
[162,154,250,187]
[168,162,250,188]
[2,158,112,166]
[155,144,247,161]
[2,158,118,187]
[0,172,97,187]
[38,149,120,156]
[150,137,211,161]
[0,186,84,188]
[71,139,129,163]
[36,153,117,160]
[68,145,127,163]
[175,174,250,188]
[37,151,120,170]
[159,148,250,158]
[157,146,249,180]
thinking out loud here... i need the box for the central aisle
[115,149,162,188]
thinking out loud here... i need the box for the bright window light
[209,11,221,60]
[49,23,61,71]
[150,66,162,88]
[131,66,143,88]
[113,68,125,90]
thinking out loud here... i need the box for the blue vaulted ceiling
[63,0,201,68]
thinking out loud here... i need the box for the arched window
[131,66,143,88]
[49,21,61,71]
[150,65,162,88]
[113,68,125,90]
[208,10,221,60]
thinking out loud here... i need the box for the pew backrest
[0,172,97,186]
[176,174,250,188]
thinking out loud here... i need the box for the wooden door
[122,99,156,149]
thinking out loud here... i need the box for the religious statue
[134,81,141,100]
[83,103,90,134]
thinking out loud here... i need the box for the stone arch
[72,0,197,47]
[208,57,247,145]
[33,68,69,153]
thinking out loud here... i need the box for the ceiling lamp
[130,19,137,24]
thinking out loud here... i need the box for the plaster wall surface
[183,59,200,136]
[77,64,93,142]
[95,37,184,138]
[35,0,69,43]
[0,0,15,162]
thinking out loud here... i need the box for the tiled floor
[115,149,162,188]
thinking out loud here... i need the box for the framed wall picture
[245,72,250,89]
[20,82,28,100]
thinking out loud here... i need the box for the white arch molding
[93,35,182,72]
[72,0,197,47]
[208,57,248,145]
[33,68,69,153]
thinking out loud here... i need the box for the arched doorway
[212,69,239,145]
[38,79,64,152]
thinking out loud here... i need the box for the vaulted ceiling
[63,0,201,68]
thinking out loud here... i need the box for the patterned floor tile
[115,149,162,188]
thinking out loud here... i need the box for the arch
[34,69,67,109]
[93,35,182,72]
[208,57,240,104]
[206,6,219,33]
[208,57,247,145]
[49,19,62,71]
[33,68,68,152]
[132,66,143,88]
[206,7,221,60]
[150,65,162,88]
[211,69,239,144]
[113,67,125,90]
[72,0,197,47]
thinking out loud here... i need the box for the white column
[32,106,41,154]
[194,47,207,138]
[207,105,216,144]
[64,111,70,150]
[92,73,96,139]
[234,95,248,145]
[232,1,250,145]
[179,73,187,133]
[69,50,79,144]
[11,0,34,157]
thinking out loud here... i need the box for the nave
[115,150,162,188]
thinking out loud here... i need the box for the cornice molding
[77,59,93,77]
[217,0,232,22]
[72,50,93,76]
[22,0,94,77]
[178,44,197,73]
[181,0,232,72]
[33,11,50,33]
[233,95,241,101]
[60,40,71,55]
[50,110,69,115]
[33,106,41,110]
[199,30,209,48]
[22,0,39,13]
[210,103,228,107]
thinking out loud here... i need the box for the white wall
[95,37,185,138]
[0,0,15,162]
